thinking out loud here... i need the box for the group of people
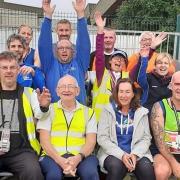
[0,0,180,180]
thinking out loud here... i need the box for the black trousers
[0,151,44,180]
[104,155,155,180]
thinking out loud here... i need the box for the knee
[154,163,171,180]
[46,171,63,180]
[153,155,172,180]
[19,163,43,180]
[80,169,99,179]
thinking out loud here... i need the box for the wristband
[40,106,49,112]
[79,152,85,161]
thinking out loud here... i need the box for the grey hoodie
[97,103,153,170]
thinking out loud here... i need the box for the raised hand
[94,11,106,33]
[151,32,167,49]
[72,0,86,18]
[36,87,51,108]
[42,0,56,19]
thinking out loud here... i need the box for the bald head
[57,75,79,88]
[56,75,80,101]
[171,71,180,83]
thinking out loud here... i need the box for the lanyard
[171,100,180,135]
[109,70,121,91]
[0,97,16,129]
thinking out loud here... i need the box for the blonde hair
[155,52,173,65]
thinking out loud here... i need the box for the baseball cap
[110,50,128,60]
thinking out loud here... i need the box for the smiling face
[155,57,170,76]
[8,40,25,63]
[56,39,73,63]
[170,72,180,102]
[118,82,134,108]
[0,58,19,89]
[18,25,33,46]
[109,55,126,72]
[139,32,154,48]
[56,75,80,102]
[104,30,116,53]
[56,22,72,41]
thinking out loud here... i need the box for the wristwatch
[79,152,85,161]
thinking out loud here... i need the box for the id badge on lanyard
[0,128,10,154]
[0,98,16,154]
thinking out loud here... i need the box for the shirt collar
[57,100,82,112]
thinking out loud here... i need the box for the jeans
[39,154,99,180]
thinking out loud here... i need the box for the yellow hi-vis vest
[23,88,41,155]
[45,103,94,156]
[92,69,129,121]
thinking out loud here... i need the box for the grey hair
[0,51,18,63]
[57,75,79,87]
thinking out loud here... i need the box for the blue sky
[5,0,99,12]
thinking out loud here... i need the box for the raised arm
[137,48,150,104]
[151,102,180,177]
[38,0,56,74]
[94,11,106,87]
[73,0,91,72]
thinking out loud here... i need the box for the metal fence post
[174,14,180,60]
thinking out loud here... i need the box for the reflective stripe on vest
[42,103,94,156]
[23,88,40,154]
[92,69,128,121]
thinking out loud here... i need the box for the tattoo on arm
[151,103,171,156]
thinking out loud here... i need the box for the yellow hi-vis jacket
[92,69,129,121]
[42,102,94,156]
[23,88,41,154]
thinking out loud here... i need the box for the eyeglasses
[57,46,72,51]
[58,84,77,90]
[0,66,18,71]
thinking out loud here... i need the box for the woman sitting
[97,78,155,180]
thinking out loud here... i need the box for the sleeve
[30,90,50,120]
[38,17,54,74]
[137,56,149,105]
[97,108,125,160]
[31,66,45,91]
[36,116,52,131]
[86,112,97,134]
[131,114,152,158]
[36,104,53,131]
[75,17,91,73]
[95,33,105,87]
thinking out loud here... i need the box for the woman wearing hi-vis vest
[92,12,129,121]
